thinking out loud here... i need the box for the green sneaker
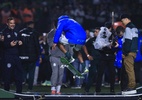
[41,81,47,86]
[46,81,51,86]
[82,68,89,75]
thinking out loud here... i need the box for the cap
[120,14,131,20]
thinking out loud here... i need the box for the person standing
[84,27,101,93]
[3,17,23,93]
[19,21,40,91]
[120,14,138,94]
[94,22,116,94]
[47,24,71,95]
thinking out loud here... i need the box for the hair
[95,27,100,30]
[115,26,125,35]
[7,17,15,23]
[104,22,112,29]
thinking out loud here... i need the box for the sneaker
[51,90,56,95]
[71,86,82,89]
[41,81,47,86]
[68,56,75,63]
[56,92,61,95]
[103,83,110,88]
[41,80,51,86]
[82,68,89,75]
[122,88,137,95]
[46,81,51,86]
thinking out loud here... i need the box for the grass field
[0,83,122,95]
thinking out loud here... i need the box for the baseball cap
[120,14,131,20]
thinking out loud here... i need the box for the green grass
[0,84,121,94]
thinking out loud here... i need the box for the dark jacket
[122,22,138,56]
[19,27,40,62]
[2,27,20,56]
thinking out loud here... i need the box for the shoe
[71,86,82,89]
[68,56,75,63]
[46,81,51,86]
[56,92,61,95]
[122,88,137,95]
[41,81,47,86]
[82,68,89,75]
[41,80,51,86]
[62,83,69,88]
[103,83,110,87]
[51,90,56,95]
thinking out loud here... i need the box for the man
[120,14,138,94]
[84,27,101,93]
[19,21,40,91]
[47,23,71,95]
[2,17,23,93]
[52,15,88,73]
[94,22,116,94]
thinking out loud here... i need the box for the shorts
[59,34,82,51]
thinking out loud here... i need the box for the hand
[87,55,93,60]
[52,43,57,50]
[39,57,42,64]
[10,40,17,46]
[86,54,93,60]
[122,54,125,58]
[114,42,119,48]
[18,40,23,45]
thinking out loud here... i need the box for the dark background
[0,0,142,35]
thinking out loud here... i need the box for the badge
[7,35,11,38]
[7,63,11,68]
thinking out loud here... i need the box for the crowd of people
[0,0,142,95]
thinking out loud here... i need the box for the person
[47,23,71,95]
[120,14,138,94]
[71,29,92,89]
[84,27,101,93]
[2,17,23,93]
[52,15,88,74]
[94,22,116,94]
[0,32,4,84]
[39,34,51,86]
[114,26,125,85]
[18,21,40,91]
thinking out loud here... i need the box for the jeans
[72,58,83,86]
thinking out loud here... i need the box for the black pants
[95,55,116,92]
[0,56,4,83]
[22,62,36,90]
[38,60,52,82]
[4,55,23,93]
[85,59,100,92]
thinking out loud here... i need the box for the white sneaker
[69,56,75,63]
[81,68,89,75]
[84,68,89,73]
[122,89,137,95]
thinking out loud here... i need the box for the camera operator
[94,22,117,94]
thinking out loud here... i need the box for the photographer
[94,22,116,94]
